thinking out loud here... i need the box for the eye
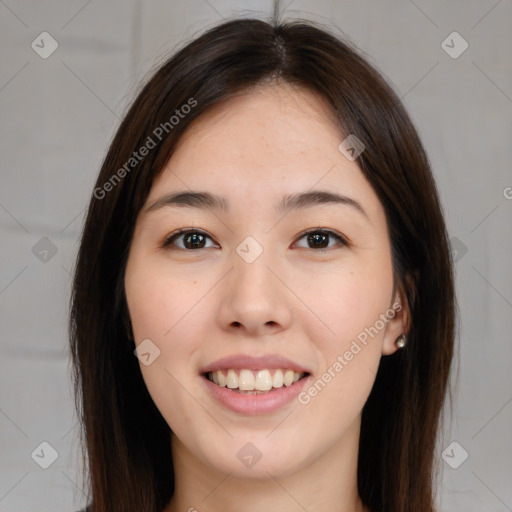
[293,229,348,250]
[162,229,219,250]
[162,228,348,251]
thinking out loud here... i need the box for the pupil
[182,232,330,249]
[185,233,205,249]
[309,232,328,248]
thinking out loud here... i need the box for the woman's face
[124,83,407,479]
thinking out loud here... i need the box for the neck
[165,416,368,512]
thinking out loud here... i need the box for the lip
[199,353,312,415]
[200,353,312,374]
[202,373,312,415]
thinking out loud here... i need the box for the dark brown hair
[69,17,455,512]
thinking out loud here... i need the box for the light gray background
[1,1,511,511]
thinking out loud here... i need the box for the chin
[201,436,312,480]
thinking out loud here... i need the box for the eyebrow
[144,190,367,218]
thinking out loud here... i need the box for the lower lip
[202,374,311,415]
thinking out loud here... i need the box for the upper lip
[200,354,311,374]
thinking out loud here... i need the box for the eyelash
[161,228,349,251]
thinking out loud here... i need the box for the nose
[216,247,293,337]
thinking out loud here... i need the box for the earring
[395,334,407,349]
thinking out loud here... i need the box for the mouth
[201,366,312,415]
[200,353,312,414]
[204,368,310,394]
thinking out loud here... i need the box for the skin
[124,82,409,512]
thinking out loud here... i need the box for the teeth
[255,370,273,391]
[272,369,283,388]
[207,368,305,391]
[226,369,238,389]
[239,369,255,391]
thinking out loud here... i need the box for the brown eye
[163,229,218,250]
[294,229,347,250]
[162,228,346,251]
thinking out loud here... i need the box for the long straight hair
[69,17,455,512]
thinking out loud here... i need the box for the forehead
[145,83,380,219]
[173,83,341,160]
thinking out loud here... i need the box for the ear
[381,286,411,356]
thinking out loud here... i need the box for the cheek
[124,260,201,392]
[125,263,206,431]
[293,270,391,453]
[295,258,393,403]
[301,264,393,349]
[125,258,202,342]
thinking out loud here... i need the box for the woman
[70,17,456,512]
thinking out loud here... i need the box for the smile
[202,370,311,415]
[206,368,307,393]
